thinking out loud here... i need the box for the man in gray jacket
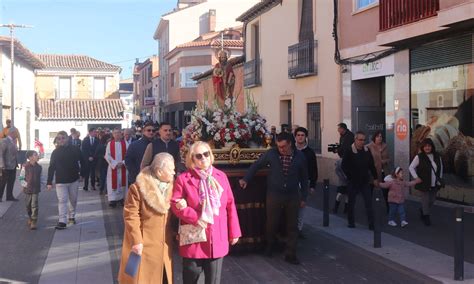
[240,132,308,265]
[0,127,19,201]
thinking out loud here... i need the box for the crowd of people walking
[0,118,447,283]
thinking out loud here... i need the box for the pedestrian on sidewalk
[409,138,443,226]
[0,119,22,149]
[95,132,109,195]
[240,132,308,265]
[294,127,318,239]
[173,141,241,283]
[105,127,129,207]
[118,153,178,284]
[367,130,390,212]
[379,167,420,228]
[47,131,84,230]
[341,131,378,230]
[125,122,154,185]
[332,123,354,214]
[81,128,99,191]
[0,127,20,202]
[19,150,42,230]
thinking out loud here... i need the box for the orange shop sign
[395,118,408,140]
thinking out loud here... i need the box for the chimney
[209,9,216,32]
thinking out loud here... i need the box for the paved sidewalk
[38,189,114,284]
[0,170,24,218]
[304,206,474,283]
[308,184,474,263]
[2,161,472,283]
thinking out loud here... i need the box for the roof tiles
[36,54,121,72]
[37,99,125,121]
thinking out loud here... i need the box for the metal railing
[288,40,317,79]
[244,58,261,88]
[379,0,439,31]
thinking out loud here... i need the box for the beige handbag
[178,223,207,246]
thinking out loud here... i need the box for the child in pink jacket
[379,167,419,227]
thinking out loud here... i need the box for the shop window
[307,103,322,154]
[410,63,474,203]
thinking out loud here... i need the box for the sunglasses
[194,151,211,160]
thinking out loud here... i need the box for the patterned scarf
[195,167,223,224]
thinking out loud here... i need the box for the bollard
[373,188,382,248]
[323,179,329,227]
[454,207,464,281]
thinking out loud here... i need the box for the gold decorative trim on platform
[236,202,265,210]
[238,236,264,244]
[213,144,268,165]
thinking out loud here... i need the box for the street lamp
[0,23,33,126]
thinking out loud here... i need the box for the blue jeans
[389,202,406,222]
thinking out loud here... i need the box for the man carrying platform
[239,132,308,265]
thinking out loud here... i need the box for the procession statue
[212,49,235,107]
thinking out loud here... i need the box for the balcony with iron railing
[288,40,317,79]
[379,0,440,31]
[244,58,261,88]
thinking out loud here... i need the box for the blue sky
[0,0,176,78]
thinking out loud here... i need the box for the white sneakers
[388,221,397,227]
[388,220,408,227]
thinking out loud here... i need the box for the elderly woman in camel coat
[118,152,187,284]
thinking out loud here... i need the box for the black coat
[300,145,318,188]
[414,152,443,191]
[243,148,309,201]
[81,136,99,163]
[47,145,83,185]
[70,138,82,148]
[94,143,108,170]
[338,130,354,158]
[341,144,377,186]
[125,138,152,184]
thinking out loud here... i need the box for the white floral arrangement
[182,95,268,148]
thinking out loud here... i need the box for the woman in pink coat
[171,141,241,284]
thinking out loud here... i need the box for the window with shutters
[288,0,316,78]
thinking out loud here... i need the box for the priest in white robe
[105,128,129,207]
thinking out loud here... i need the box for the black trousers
[182,257,223,284]
[347,183,374,226]
[0,169,17,200]
[266,193,299,257]
[83,161,97,189]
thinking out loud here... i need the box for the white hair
[150,152,174,172]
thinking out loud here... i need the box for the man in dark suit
[0,127,19,201]
[81,128,99,191]
[70,131,82,148]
